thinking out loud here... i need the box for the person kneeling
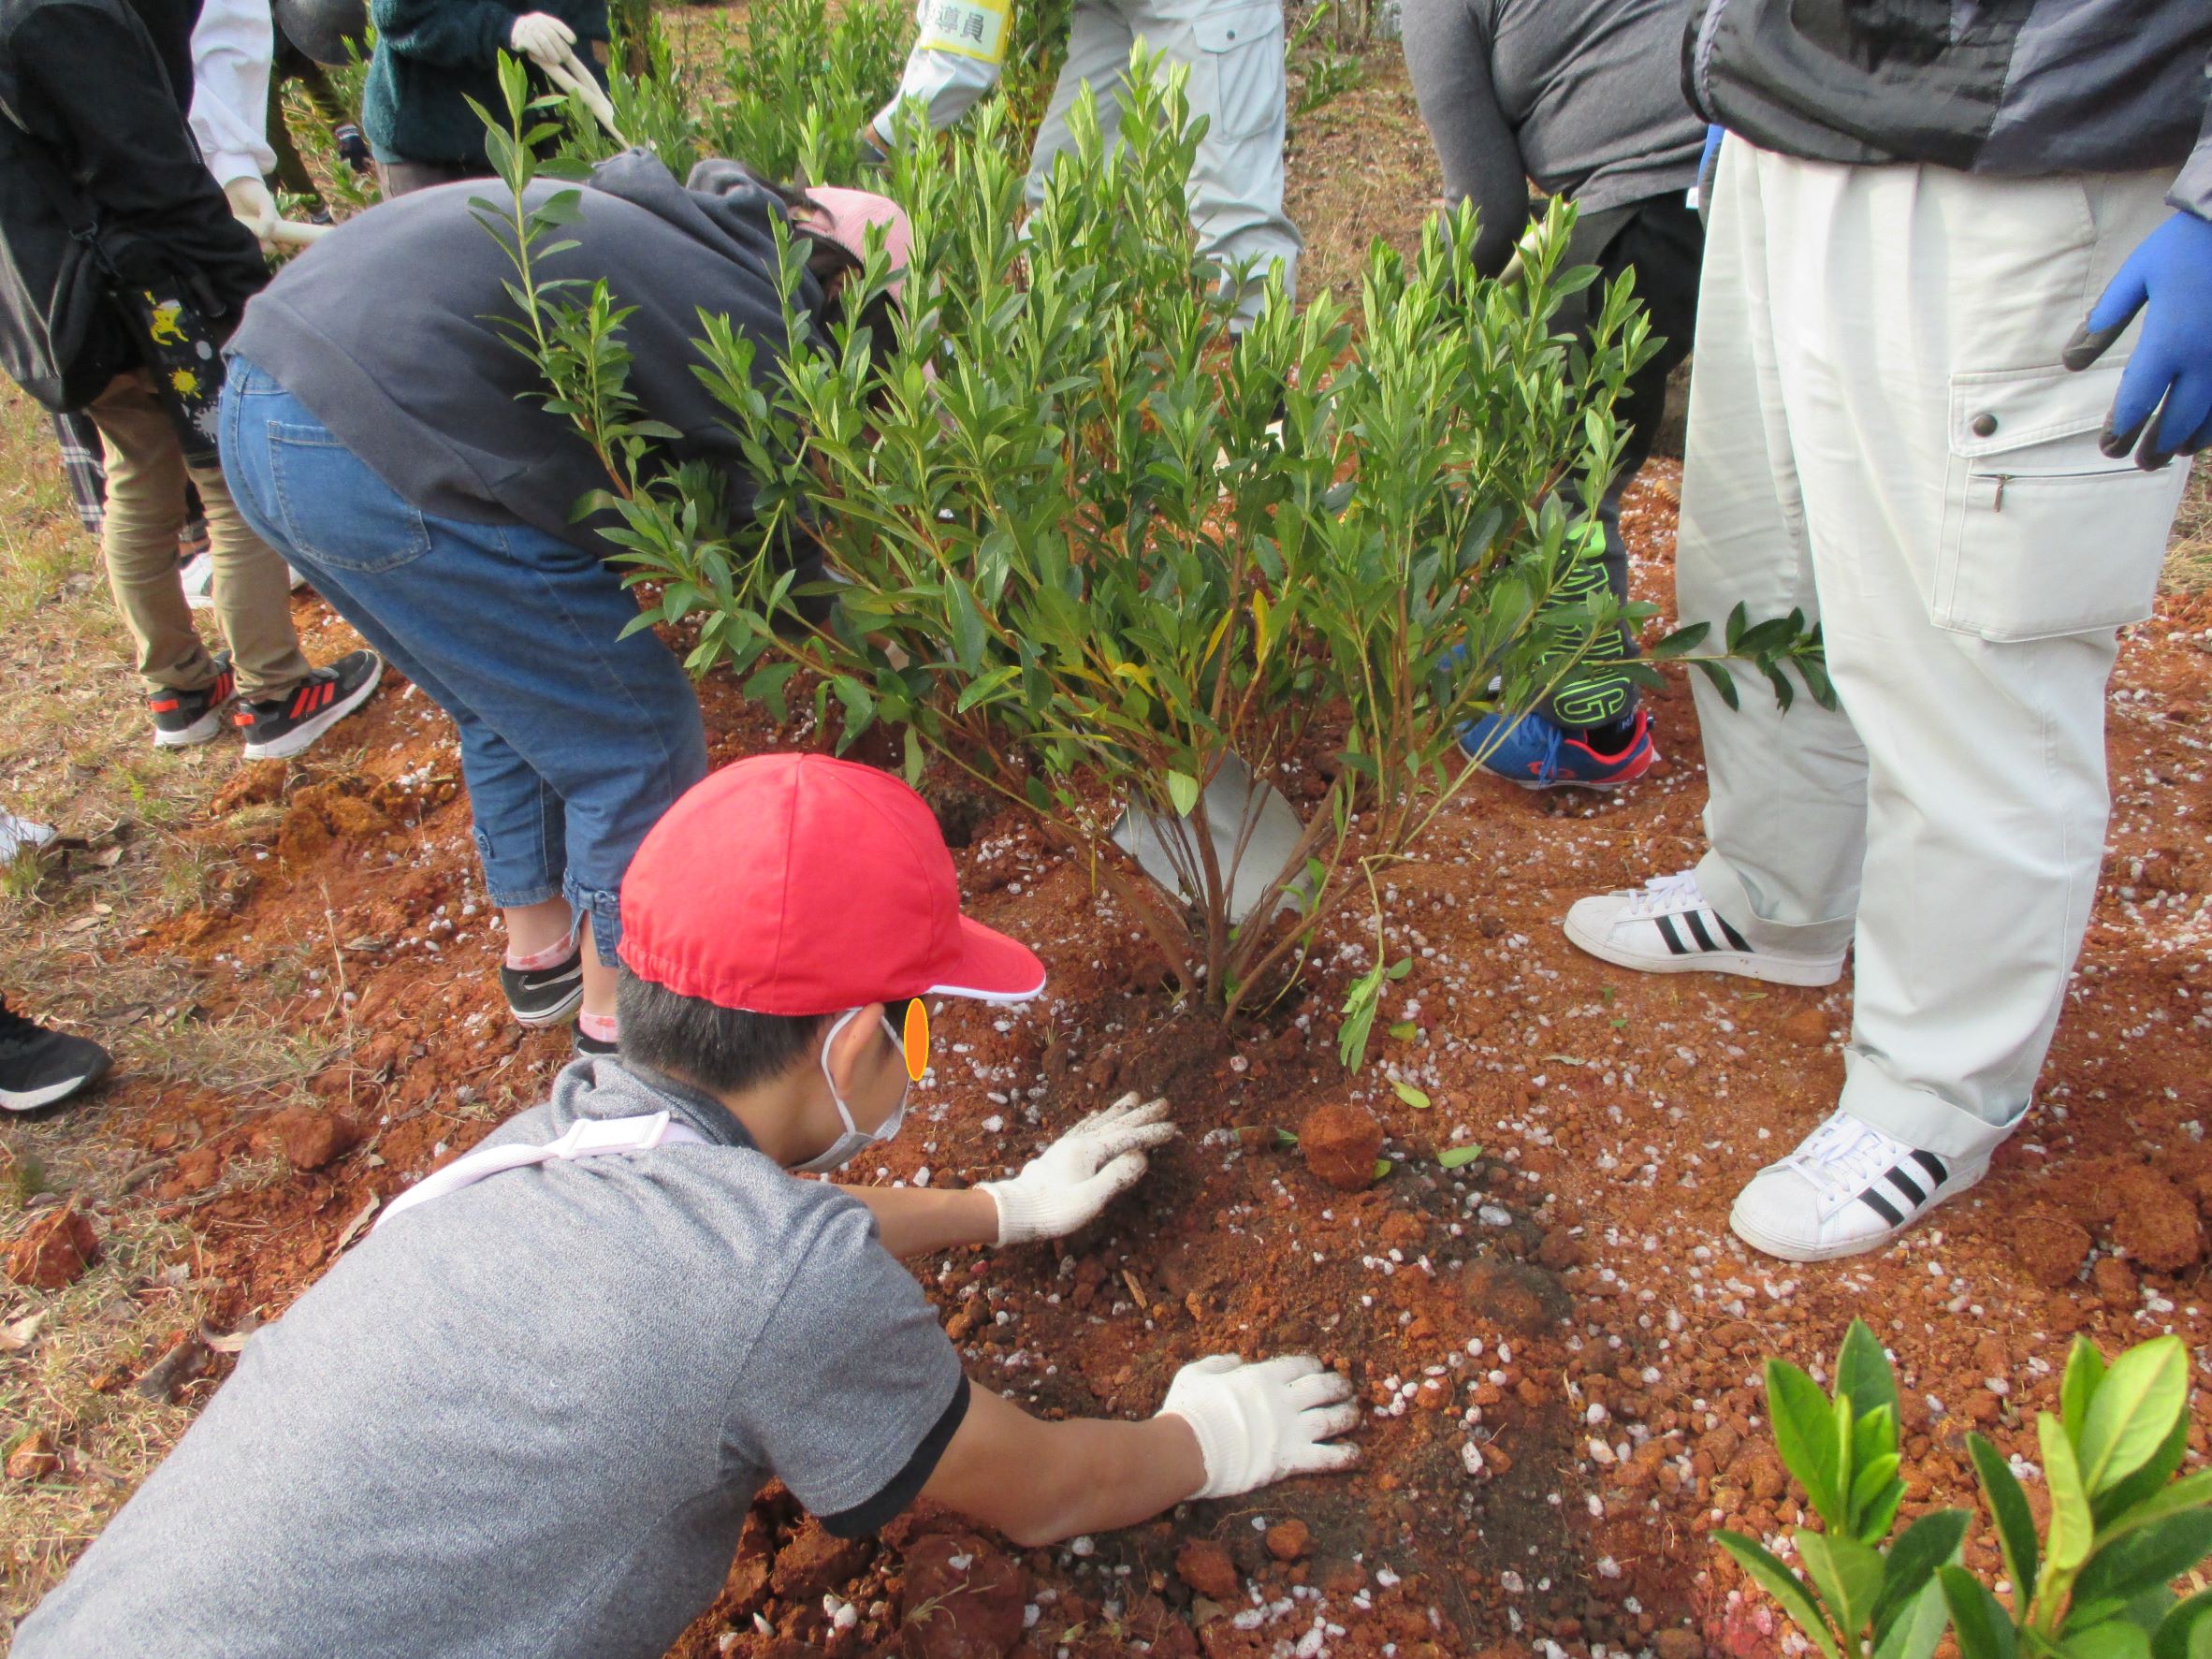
[15,754,1358,1658]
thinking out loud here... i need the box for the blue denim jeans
[218,357,708,961]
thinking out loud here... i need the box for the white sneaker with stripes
[1563,869,1843,986]
[1731,1109,1989,1261]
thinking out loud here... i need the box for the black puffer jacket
[1682,0,2212,217]
[0,0,267,412]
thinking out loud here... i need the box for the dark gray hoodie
[227,150,825,556]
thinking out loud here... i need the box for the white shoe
[0,808,54,864]
[180,550,215,609]
[182,553,307,610]
[1730,1109,1988,1261]
[1563,869,1843,986]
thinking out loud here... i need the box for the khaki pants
[1680,144,2188,1159]
[87,370,309,703]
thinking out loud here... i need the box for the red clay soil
[51,463,2212,1658]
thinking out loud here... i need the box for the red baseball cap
[618,754,1047,1016]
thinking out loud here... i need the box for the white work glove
[1158,1355,1360,1500]
[978,1094,1174,1245]
[225,176,278,242]
[507,11,576,68]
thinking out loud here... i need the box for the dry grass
[0,1209,213,1617]
[2163,456,2212,596]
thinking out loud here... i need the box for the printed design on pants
[916,0,1009,63]
[1541,532,1634,730]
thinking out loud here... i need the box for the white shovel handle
[546,48,628,149]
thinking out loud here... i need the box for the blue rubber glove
[2062,210,2212,470]
[1699,124,1725,180]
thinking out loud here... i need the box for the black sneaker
[232,650,384,761]
[573,1027,618,1057]
[149,653,235,749]
[0,997,112,1113]
[502,946,585,1027]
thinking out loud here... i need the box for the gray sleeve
[724,1195,965,1524]
[1396,0,1526,276]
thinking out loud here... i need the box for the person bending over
[219,153,898,1053]
[15,754,1359,1658]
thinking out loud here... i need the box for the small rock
[2092,1255,2139,1307]
[2014,1217,2093,1288]
[2110,1166,2205,1272]
[769,1517,871,1601]
[1174,1537,1241,1602]
[266,1107,363,1172]
[899,1530,1026,1659]
[7,1430,60,1481]
[1655,1628,1705,1659]
[1778,1008,1826,1046]
[1299,1103,1383,1193]
[6,1202,99,1289]
[1264,1519,1311,1562]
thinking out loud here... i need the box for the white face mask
[790,1008,910,1174]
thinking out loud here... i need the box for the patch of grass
[0,1215,211,1632]
[2163,456,2212,596]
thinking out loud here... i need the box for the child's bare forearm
[845,1185,998,1256]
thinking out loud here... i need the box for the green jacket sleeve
[370,0,517,69]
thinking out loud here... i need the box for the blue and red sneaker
[1458,706,1658,790]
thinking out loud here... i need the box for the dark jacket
[0,0,268,412]
[1683,0,2212,217]
[227,151,826,558]
[362,0,608,168]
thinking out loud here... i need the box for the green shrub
[1720,1319,2212,1659]
[473,53,1823,1053]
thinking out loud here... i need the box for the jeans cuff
[1837,1047,2027,1163]
[473,826,561,911]
[563,880,623,965]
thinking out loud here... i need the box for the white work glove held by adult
[1159,1355,1360,1500]
[224,177,277,242]
[978,1093,1174,1245]
[507,11,576,67]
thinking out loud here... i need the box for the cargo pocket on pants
[1191,1,1283,140]
[1930,363,2184,642]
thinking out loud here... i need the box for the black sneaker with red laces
[232,650,384,761]
[148,653,235,748]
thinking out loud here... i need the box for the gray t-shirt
[1399,0,1704,273]
[16,1059,968,1659]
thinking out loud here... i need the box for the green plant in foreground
[1720,1320,2212,1659]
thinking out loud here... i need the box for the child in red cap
[19,755,1359,1659]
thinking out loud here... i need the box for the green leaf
[2151,1589,2212,1659]
[1768,1359,1847,1530]
[2063,1339,2110,1446]
[1839,1319,1902,1429]
[1165,770,1201,818]
[2096,1419,2195,1532]
[1940,1565,2018,1659]
[1851,1452,1903,1535]
[1873,1579,1955,1659]
[1372,1157,1393,1181]
[2079,1339,2190,1497]
[1437,1144,1483,1171]
[1968,1433,2042,1606]
[1716,1531,1840,1659]
[1388,1022,1418,1041]
[1391,1080,1433,1110]
[2067,1623,2155,1659]
[2099,1470,2212,1549]
[1873,1510,1971,1641]
[1797,1529,1885,1642]
[2068,1513,2212,1632]
[2045,1410,2098,1574]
